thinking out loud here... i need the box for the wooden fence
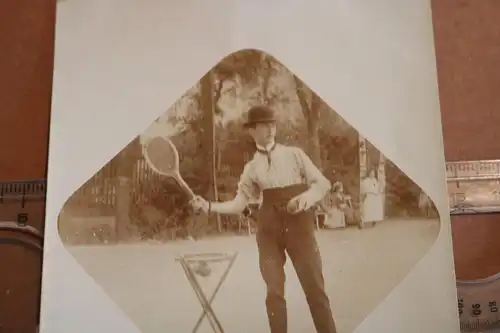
[64,158,163,217]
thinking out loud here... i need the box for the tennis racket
[142,136,196,201]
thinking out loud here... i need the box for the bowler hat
[243,105,276,128]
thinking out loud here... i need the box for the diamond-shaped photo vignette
[56,49,440,333]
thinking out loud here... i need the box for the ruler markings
[447,160,500,215]
[0,179,46,226]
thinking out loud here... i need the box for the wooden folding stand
[176,252,238,333]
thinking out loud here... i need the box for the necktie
[256,142,276,168]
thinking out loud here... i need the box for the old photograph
[58,49,440,333]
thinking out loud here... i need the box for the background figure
[360,168,384,226]
[337,183,355,224]
[418,190,431,217]
[322,182,349,229]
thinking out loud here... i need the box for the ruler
[0,179,46,333]
[446,160,500,215]
[447,160,500,332]
[458,274,500,332]
[0,179,46,248]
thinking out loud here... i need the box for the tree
[359,136,367,179]
[200,51,264,231]
[199,70,221,232]
[294,76,322,169]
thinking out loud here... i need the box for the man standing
[191,105,337,333]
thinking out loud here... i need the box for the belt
[261,184,309,212]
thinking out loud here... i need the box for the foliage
[115,50,427,240]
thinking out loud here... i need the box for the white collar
[256,140,276,152]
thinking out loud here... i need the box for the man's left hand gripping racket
[142,136,196,201]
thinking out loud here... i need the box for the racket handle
[174,175,195,201]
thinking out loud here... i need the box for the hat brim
[243,119,276,128]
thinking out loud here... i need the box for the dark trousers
[257,184,337,333]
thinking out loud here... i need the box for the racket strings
[145,138,178,174]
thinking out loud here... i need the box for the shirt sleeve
[236,161,261,204]
[295,147,331,202]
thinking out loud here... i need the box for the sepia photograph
[57,49,440,333]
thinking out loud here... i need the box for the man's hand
[242,206,252,218]
[287,192,316,214]
[189,195,210,214]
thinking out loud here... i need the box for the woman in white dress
[360,168,384,226]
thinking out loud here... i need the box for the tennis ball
[195,261,211,277]
[286,200,299,214]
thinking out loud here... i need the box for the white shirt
[235,143,331,205]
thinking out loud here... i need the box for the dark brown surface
[433,0,500,280]
[0,230,43,333]
[0,0,55,181]
[0,0,55,332]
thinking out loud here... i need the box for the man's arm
[296,148,331,203]
[209,162,259,215]
[210,193,248,215]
